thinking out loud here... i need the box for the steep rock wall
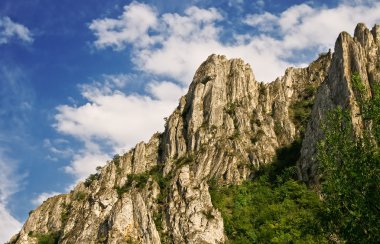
[298,23,380,184]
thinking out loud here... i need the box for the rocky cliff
[298,23,380,184]
[9,23,379,244]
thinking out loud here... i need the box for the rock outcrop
[298,23,380,184]
[9,23,379,243]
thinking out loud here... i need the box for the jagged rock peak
[298,23,380,184]
[372,24,380,43]
[354,22,380,46]
[161,51,331,184]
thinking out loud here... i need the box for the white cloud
[243,12,278,31]
[54,80,182,180]
[89,2,157,50]
[0,149,23,243]
[245,2,380,53]
[0,16,33,44]
[64,150,110,181]
[102,73,132,88]
[0,205,22,243]
[89,4,289,82]
[89,1,380,83]
[147,81,187,101]
[278,4,314,32]
[31,191,61,206]
[55,88,177,148]
[132,5,289,83]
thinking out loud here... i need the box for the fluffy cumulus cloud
[89,1,380,83]
[55,82,181,149]
[90,4,227,83]
[0,16,33,44]
[243,12,278,31]
[89,2,158,50]
[245,2,380,52]
[0,150,23,243]
[64,150,110,180]
[147,81,187,101]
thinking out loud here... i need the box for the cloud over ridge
[89,1,380,83]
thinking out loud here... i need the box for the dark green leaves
[210,166,327,243]
[318,73,380,243]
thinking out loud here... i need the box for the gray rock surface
[298,23,380,184]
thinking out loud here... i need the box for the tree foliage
[318,73,380,243]
[27,231,61,244]
[210,144,328,243]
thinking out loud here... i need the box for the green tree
[318,73,380,243]
[210,157,328,243]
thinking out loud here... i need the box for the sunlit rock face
[10,23,379,244]
[298,23,380,185]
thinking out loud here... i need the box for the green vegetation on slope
[210,140,328,243]
[289,83,317,133]
[318,73,380,243]
[36,232,61,244]
[27,231,61,244]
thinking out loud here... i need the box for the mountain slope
[10,23,379,244]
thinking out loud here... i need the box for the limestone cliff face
[298,23,380,184]
[10,23,378,244]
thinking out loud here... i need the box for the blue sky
[0,0,379,241]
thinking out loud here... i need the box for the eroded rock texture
[298,23,380,184]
